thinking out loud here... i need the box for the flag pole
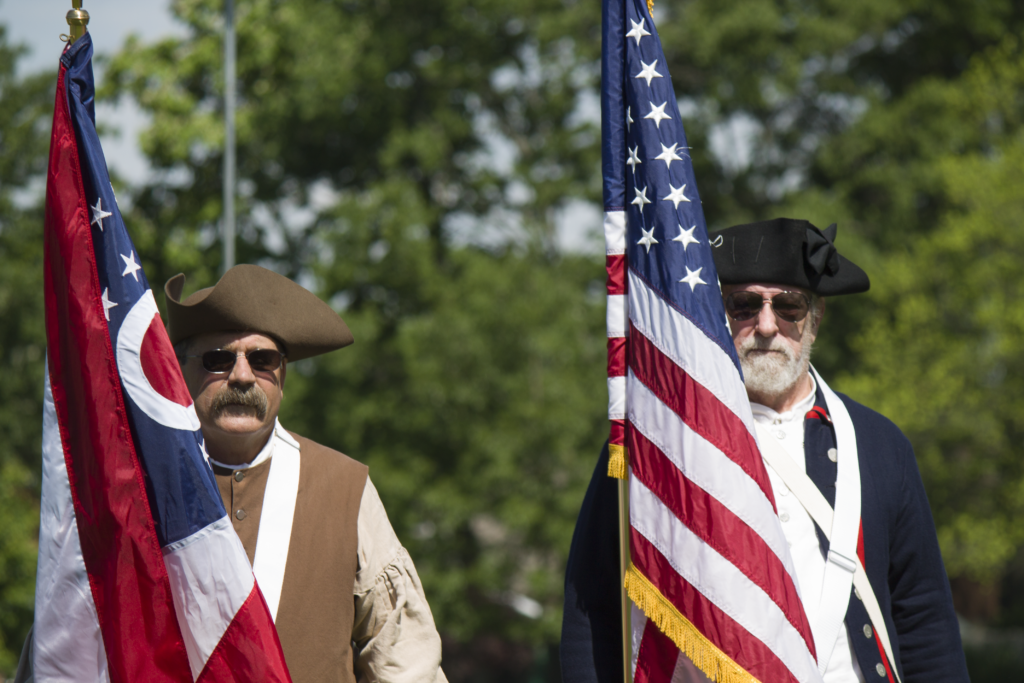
[618,477,633,683]
[222,0,237,272]
[64,1,89,45]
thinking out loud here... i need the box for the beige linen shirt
[353,478,448,683]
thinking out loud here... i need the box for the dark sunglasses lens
[247,350,283,371]
[202,350,237,373]
[725,292,763,321]
[771,293,809,322]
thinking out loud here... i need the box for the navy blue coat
[561,387,969,682]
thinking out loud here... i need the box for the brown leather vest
[213,434,368,683]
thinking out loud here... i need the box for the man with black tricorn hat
[711,218,967,681]
[165,264,447,683]
[561,219,968,682]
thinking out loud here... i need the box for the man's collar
[207,418,285,470]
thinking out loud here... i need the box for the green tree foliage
[0,25,54,675]
[837,42,1024,585]
[654,0,1024,230]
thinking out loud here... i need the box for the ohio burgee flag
[34,34,291,682]
[601,0,823,681]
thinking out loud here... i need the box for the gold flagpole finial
[63,1,90,45]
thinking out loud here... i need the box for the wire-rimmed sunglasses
[724,291,811,323]
[185,349,286,374]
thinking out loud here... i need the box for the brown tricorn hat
[164,264,353,361]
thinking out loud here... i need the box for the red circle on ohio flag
[139,317,194,407]
[116,290,201,431]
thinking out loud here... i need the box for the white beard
[738,327,814,404]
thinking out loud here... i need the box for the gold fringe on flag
[607,443,629,479]
[625,564,760,683]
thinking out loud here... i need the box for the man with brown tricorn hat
[165,264,448,683]
[561,219,968,683]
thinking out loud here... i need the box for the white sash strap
[251,425,301,622]
[754,371,901,683]
[812,368,861,674]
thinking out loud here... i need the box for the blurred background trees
[0,23,58,675]
[3,0,1024,678]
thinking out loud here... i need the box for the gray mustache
[210,385,269,421]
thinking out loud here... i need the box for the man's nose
[754,300,779,337]
[226,354,257,384]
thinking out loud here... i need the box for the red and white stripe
[606,210,628,447]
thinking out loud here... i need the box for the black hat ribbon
[805,223,840,276]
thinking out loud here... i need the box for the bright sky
[3,0,187,179]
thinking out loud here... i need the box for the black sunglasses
[724,291,811,323]
[186,349,286,374]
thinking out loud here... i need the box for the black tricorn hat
[710,218,870,296]
[164,264,353,361]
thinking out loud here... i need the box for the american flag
[35,34,290,682]
[601,1,822,681]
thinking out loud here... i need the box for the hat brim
[165,264,353,361]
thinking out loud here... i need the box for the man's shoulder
[286,431,369,477]
[833,390,915,464]
[834,391,907,435]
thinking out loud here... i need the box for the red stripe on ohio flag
[628,323,775,508]
[630,530,800,683]
[628,428,814,651]
[606,254,626,295]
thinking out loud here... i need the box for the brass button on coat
[234,470,245,482]
[863,623,873,638]
[875,663,886,677]
[827,448,838,462]
[235,509,247,520]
